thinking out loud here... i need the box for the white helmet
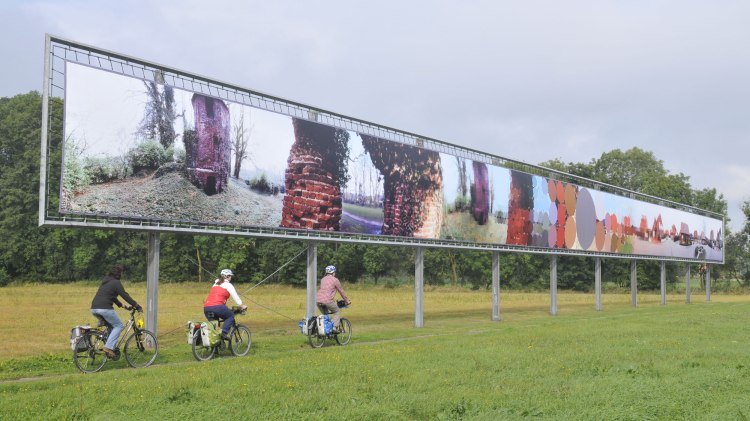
[325,265,336,274]
[220,269,234,278]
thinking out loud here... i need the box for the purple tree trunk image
[186,94,231,195]
[360,135,443,238]
[470,161,490,225]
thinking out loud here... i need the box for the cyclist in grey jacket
[90,264,141,358]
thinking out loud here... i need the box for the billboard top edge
[45,35,724,221]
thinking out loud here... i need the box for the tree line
[1,92,749,289]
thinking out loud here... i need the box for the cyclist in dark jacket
[91,264,141,358]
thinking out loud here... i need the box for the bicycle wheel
[229,325,252,356]
[192,331,215,361]
[308,323,326,348]
[73,332,107,373]
[334,318,352,345]
[124,329,158,368]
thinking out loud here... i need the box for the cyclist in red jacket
[203,269,247,340]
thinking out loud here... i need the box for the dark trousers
[204,305,234,335]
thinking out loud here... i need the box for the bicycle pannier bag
[317,315,333,335]
[299,316,316,335]
[204,323,220,346]
[70,325,91,351]
[186,321,202,345]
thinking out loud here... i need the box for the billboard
[45,38,724,262]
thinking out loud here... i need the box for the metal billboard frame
[40,34,725,265]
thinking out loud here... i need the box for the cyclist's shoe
[103,347,116,358]
[331,328,341,334]
[221,332,230,341]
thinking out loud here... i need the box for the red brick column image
[280,118,348,231]
[359,135,443,238]
[186,94,231,195]
[507,170,534,245]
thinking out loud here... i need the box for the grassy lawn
[343,202,384,221]
[1,283,749,419]
[442,211,507,244]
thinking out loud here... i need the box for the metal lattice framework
[40,35,724,263]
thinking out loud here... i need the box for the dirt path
[67,172,284,227]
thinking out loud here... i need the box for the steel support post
[660,261,667,305]
[685,264,691,304]
[595,257,602,311]
[306,242,317,318]
[415,247,424,327]
[492,251,500,321]
[146,232,160,335]
[39,36,51,227]
[630,260,637,308]
[550,255,558,316]
[706,266,711,302]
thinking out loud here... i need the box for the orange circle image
[595,220,606,251]
[564,184,577,216]
[548,179,557,202]
[565,217,578,248]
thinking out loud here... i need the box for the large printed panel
[60,61,723,261]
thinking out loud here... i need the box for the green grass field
[1,283,749,419]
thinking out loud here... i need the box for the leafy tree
[499,254,548,290]
[232,107,253,179]
[461,250,492,289]
[424,248,452,285]
[138,74,177,148]
[363,245,401,283]
[157,233,199,282]
[318,243,367,283]
[723,201,750,286]
[591,148,668,193]
[557,256,594,291]
[0,92,61,283]
[254,239,307,285]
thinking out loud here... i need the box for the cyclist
[203,269,247,340]
[316,265,351,333]
[90,264,142,358]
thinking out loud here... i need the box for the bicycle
[73,307,158,373]
[191,306,252,361]
[307,300,352,348]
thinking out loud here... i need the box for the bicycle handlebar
[336,300,351,309]
[231,306,247,315]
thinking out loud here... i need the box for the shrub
[62,136,89,192]
[84,156,130,184]
[249,174,271,194]
[453,195,469,212]
[126,140,173,172]
[174,147,186,169]
[0,267,9,287]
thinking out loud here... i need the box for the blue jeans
[91,308,123,350]
[204,305,234,335]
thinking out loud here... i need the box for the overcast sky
[2,0,748,232]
